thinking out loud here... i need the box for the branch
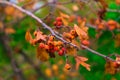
[0,1,114,61]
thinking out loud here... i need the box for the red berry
[49,45,53,49]
[50,50,55,53]
[56,17,62,21]
[62,47,66,52]
[58,50,64,56]
[81,40,90,46]
[39,43,45,48]
[113,62,119,68]
[54,47,59,51]
[109,26,116,31]
[56,21,62,26]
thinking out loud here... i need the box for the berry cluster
[39,36,66,57]
[63,29,90,47]
[107,20,117,31]
[53,17,63,29]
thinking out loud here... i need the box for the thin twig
[0,1,114,61]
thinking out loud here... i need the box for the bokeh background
[0,0,120,80]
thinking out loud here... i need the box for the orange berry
[54,47,59,51]
[113,62,119,68]
[109,26,116,31]
[64,63,71,70]
[49,36,54,41]
[45,68,52,77]
[116,0,120,5]
[70,30,76,35]
[39,43,45,48]
[57,41,63,46]
[98,23,104,30]
[81,40,90,46]
[52,64,58,71]
[45,45,49,50]
[107,20,116,25]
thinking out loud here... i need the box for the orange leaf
[35,31,46,42]
[37,46,49,61]
[74,24,88,40]
[60,12,70,19]
[25,30,32,42]
[75,56,90,71]
[105,60,116,74]
[61,17,68,26]
[60,12,70,26]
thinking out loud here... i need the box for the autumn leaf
[35,30,47,42]
[60,12,70,26]
[61,17,68,26]
[75,56,90,71]
[37,46,49,61]
[105,60,116,74]
[60,12,70,19]
[25,30,47,45]
[25,30,32,42]
[74,24,89,41]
